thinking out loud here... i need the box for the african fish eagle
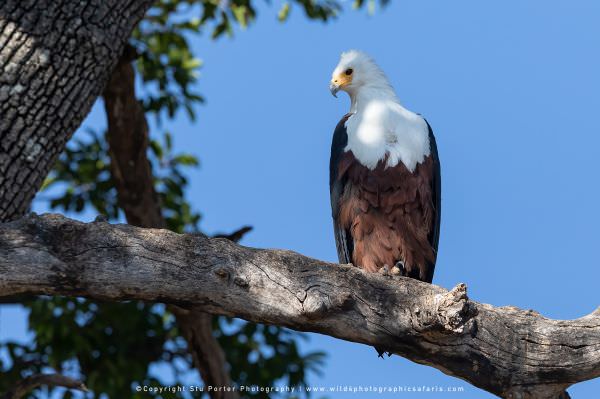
[329,50,441,283]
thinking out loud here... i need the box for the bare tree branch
[103,46,167,230]
[1,213,598,399]
[213,226,253,243]
[1,373,87,399]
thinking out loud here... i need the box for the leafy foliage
[0,0,387,398]
[217,320,325,389]
[149,131,202,233]
[42,129,119,219]
[40,128,201,234]
[130,0,343,124]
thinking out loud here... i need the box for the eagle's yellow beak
[329,72,353,98]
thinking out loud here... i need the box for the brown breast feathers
[336,151,437,281]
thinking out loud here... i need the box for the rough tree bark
[0,0,153,222]
[1,214,599,399]
[102,51,239,399]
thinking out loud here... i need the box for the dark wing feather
[424,119,441,282]
[330,114,353,264]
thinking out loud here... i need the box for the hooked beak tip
[329,83,339,98]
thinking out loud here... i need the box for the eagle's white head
[329,50,396,100]
[328,50,431,172]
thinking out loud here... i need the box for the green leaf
[40,176,57,190]
[232,5,249,28]
[278,2,291,22]
[172,154,199,166]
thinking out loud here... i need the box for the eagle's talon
[394,261,406,276]
[378,264,390,276]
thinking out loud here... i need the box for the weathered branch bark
[1,214,598,399]
[0,0,153,222]
[1,373,87,399]
[102,53,238,399]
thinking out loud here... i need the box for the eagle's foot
[378,264,390,276]
[393,261,406,277]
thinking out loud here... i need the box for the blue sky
[2,0,600,397]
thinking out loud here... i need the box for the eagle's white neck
[349,83,398,113]
[344,83,431,172]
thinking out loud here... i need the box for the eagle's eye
[345,68,353,76]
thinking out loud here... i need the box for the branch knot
[302,289,354,320]
[435,283,477,334]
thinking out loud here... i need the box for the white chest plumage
[345,95,430,172]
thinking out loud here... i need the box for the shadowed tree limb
[1,373,87,399]
[102,52,238,399]
[213,226,253,242]
[1,213,598,399]
[103,46,166,230]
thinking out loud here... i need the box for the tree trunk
[2,213,599,399]
[0,0,152,222]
